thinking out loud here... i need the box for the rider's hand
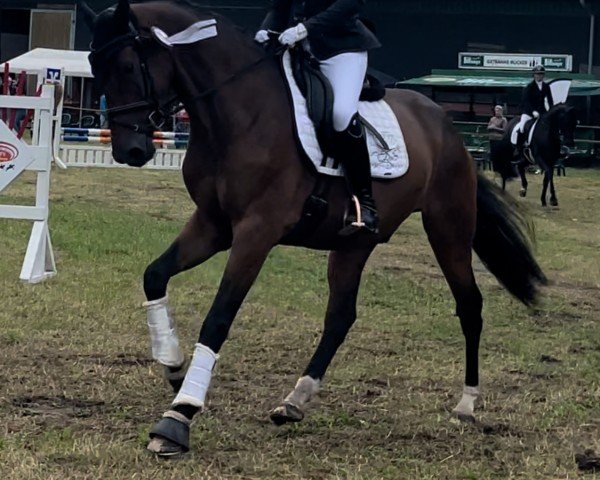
[254,30,270,44]
[533,111,540,118]
[278,23,308,47]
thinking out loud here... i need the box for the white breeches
[511,113,533,144]
[318,51,368,132]
[518,113,532,133]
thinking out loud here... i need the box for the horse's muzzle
[112,135,156,167]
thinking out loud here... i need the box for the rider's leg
[516,113,532,148]
[319,51,378,234]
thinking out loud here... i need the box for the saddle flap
[280,50,409,180]
[290,49,334,157]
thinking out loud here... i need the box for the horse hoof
[147,436,186,458]
[148,411,190,457]
[270,402,304,426]
[519,189,527,197]
[453,410,477,424]
[550,199,558,207]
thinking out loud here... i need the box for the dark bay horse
[491,104,577,206]
[82,0,546,457]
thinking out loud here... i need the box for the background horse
[491,104,577,207]
[82,0,546,457]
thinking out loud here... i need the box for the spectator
[487,105,507,141]
[99,94,108,128]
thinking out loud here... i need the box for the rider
[255,0,381,235]
[515,65,554,151]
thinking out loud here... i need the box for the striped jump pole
[62,127,111,137]
[61,135,188,148]
[61,135,112,144]
[153,131,190,140]
[61,127,189,139]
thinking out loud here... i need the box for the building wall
[1,1,597,80]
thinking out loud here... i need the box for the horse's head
[82,0,178,166]
[557,105,578,149]
[548,104,578,149]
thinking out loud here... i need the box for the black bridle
[89,24,180,134]
[90,22,284,135]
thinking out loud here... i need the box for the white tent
[0,48,92,78]
[1,48,94,169]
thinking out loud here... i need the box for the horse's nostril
[129,147,145,161]
[127,147,149,166]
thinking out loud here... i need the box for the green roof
[398,70,600,96]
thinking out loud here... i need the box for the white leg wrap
[453,385,480,418]
[172,343,218,409]
[143,296,185,367]
[284,376,321,408]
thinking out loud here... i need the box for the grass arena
[0,165,598,479]
[1,0,599,477]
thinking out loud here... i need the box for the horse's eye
[121,62,135,74]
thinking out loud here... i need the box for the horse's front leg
[270,247,374,425]
[541,169,550,207]
[143,208,231,392]
[147,218,279,457]
[517,161,528,197]
[549,169,559,207]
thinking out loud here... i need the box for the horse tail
[473,174,547,305]
[490,138,517,181]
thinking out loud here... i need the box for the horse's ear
[114,0,131,31]
[78,1,97,30]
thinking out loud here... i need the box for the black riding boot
[513,126,526,154]
[516,129,535,165]
[335,115,379,235]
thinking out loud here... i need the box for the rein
[183,49,284,106]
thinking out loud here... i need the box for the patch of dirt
[11,395,105,419]
[576,449,600,473]
[479,422,518,437]
[74,353,154,367]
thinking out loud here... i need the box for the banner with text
[459,53,572,72]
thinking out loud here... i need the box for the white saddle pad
[510,118,539,146]
[282,50,409,179]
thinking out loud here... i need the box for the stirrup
[339,195,378,236]
[349,195,365,229]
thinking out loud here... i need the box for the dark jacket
[521,80,554,116]
[260,0,381,60]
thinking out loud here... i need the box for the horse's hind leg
[422,185,483,423]
[540,169,550,207]
[270,246,374,425]
[143,208,231,391]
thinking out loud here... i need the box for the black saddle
[289,48,386,159]
[517,117,539,146]
[290,48,334,157]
